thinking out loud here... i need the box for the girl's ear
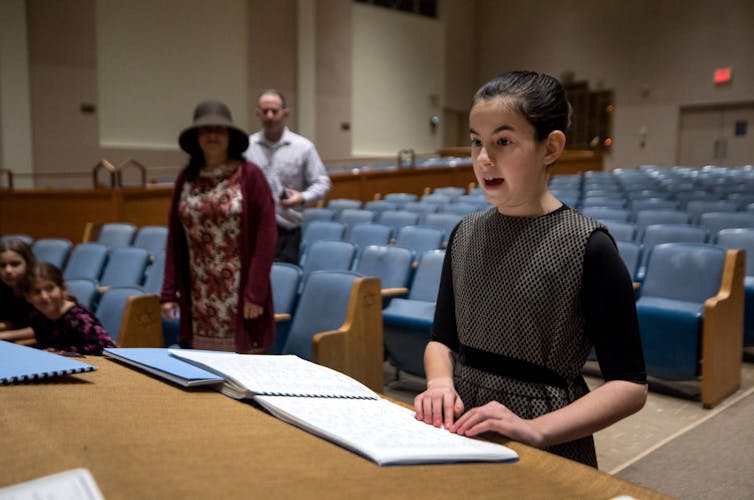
[543,130,566,167]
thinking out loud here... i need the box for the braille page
[169,350,378,399]
[254,396,519,466]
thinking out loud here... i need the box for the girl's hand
[414,379,464,429]
[161,302,179,321]
[449,401,545,448]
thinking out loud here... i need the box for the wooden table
[0,356,667,499]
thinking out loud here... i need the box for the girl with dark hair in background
[414,71,647,467]
[0,239,36,343]
[24,262,115,355]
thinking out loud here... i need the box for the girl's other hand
[414,378,464,430]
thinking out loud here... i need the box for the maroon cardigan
[160,162,278,353]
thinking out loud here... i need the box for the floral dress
[178,162,243,351]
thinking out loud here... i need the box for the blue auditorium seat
[636,242,744,408]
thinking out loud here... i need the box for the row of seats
[614,225,754,282]
[0,224,168,272]
[550,165,754,211]
[299,221,446,270]
[270,248,445,379]
[587,209,754,243]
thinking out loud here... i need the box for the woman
[413,71,647,468]
[24,262,115,355]
[161,100,277,353]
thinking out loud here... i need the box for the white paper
[0,468,104,500]
[255,396,519,465]
[169,350,378,399]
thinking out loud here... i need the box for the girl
[24,262,115,355]
[0,239,36,342]
[413,71,647,468]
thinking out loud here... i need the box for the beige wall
[352,4,444,156]
[314,0,352,160]
[97,0,248,150]
[476,0,754,170]
[4,0,754,188]
[248,0,298,132]
[0,0,33,187]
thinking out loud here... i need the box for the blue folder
[0,340,96,383]
[103,348,224,387]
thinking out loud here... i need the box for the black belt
[458,344,569,389]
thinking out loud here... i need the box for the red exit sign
[714,67,732,84]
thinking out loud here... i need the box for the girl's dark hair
[20,262,66,298]
[184,147,245,182]
[0,239,37,269]
[472,71,572,141]
[28,262,65,287]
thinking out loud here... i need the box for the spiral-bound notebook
[0,340,96,383]
[169,350,378,399]
[168,350,519,466]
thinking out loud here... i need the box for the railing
[92,159,148,188]
[397,148,416,168]
[0,169,13,189]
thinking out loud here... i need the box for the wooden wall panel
[0,190,118,242]
[0,151,601,239]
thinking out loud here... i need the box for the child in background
[23,262,115,355]
[0,239,36,342]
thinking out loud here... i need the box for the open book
[169,350,378,399]
[170,350,518,466]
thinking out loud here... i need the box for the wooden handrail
[117,159,147,186]
[0,168,13,189]
[397,148,415,168]
[92,159,120,188]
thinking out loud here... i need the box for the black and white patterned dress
[432,205,646,468]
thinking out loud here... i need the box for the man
[244,90,331,264]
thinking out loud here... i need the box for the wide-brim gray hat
[178,100,249,157]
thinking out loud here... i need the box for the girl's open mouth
[483,177,504,187]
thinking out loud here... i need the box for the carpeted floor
[616,387,754,499]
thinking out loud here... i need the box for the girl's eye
[497,138,511,146]
[470,138,482,147]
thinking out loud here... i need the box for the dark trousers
[275,226,302,265]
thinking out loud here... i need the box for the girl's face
[469,97,563,216]
[0,250,27,288]
[26,278,66,319]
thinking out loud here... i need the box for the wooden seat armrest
[274,313,291,322]
[82,221,103,243]
[701,249,745,408]
[312,277,384,393]
[381,287,409,298]
[117,294,164,348]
